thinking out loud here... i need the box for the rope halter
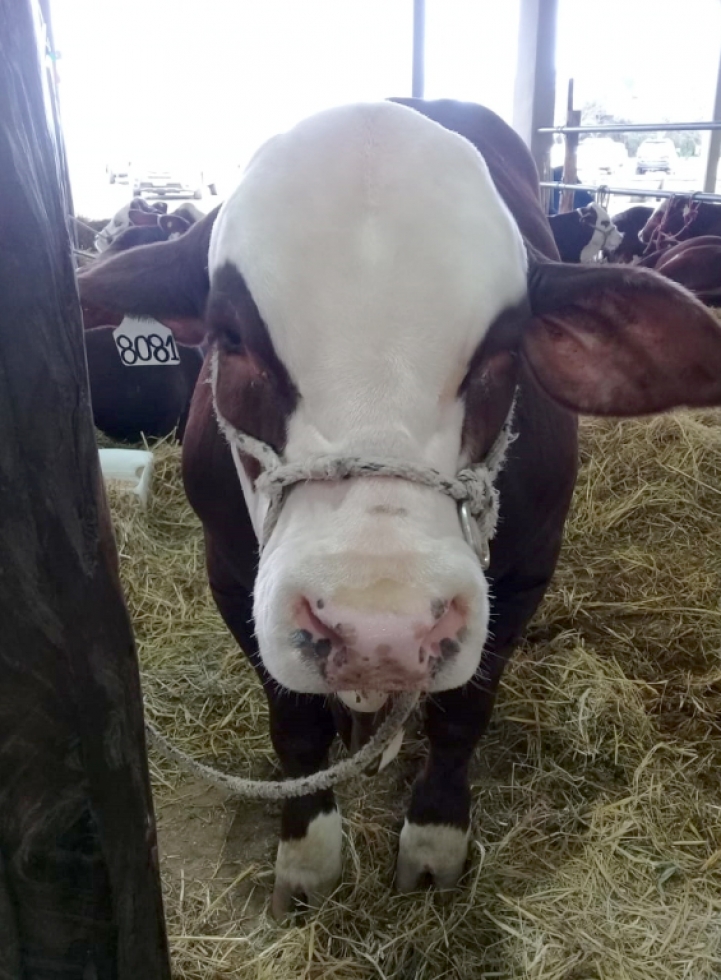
[209,348,517,569]
[147,349,517,802]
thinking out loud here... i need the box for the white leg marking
[396,819,470,892]
[272,809,342,918]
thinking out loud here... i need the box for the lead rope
[145,691,419,800]
[144,350,515,800]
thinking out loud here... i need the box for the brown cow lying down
[81,201,204,442]
[638,235,721,306]
[77,98,721,916]
[641,196,721,251]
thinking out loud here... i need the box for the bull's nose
[292,594,468,691]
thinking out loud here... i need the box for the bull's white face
[208,102,528,695]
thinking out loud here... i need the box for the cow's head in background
[548,203,622,264]
[94,197,170,253]
[78,101,721,698]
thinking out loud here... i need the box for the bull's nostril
[439,638,460,659]
[295,598,346,654]
[316,638,332,658]
[291,629,314,649]
[431,598,448,621]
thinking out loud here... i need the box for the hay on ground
[107,409,721,980]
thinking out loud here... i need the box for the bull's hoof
[396,819,469,893]
[271,809,343,920]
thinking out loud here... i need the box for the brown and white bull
[77,99,721,916]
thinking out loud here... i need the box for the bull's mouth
[332,689,410,772]
[337,689,390,713]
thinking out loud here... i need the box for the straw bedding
[106,405,721,979]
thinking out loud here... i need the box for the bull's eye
[213,320,244,352]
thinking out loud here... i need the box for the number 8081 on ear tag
[112,317,180,367]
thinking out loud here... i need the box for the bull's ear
[128,208,160,227]
[158,213,190,236]
[524,260,721,416]
[77,207,219,344]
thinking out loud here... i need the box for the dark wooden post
[560,78,582,213]
[0,2,171,977]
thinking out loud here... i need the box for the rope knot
[455,466,494,517]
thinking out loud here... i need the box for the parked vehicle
[131,164,216,200]
[577,137,628,178]
[635,138,678,174]
[107,161,131,184]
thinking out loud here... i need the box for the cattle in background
[634,197,721,305]
[636,235,721,306]
[172,202,206,226]
[80,200,204,442]
[605,205,654,263]
[77,99,721,917]
[94,197,169,253]
[548,203,622,263]
[72,214,108,252]
[641,196,721,250]
[84,327,203,442]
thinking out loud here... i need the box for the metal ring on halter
[459,499,491,570]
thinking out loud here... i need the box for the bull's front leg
[266,688,341,918]
[396,660,506,892]
[397,578,550,892]
[208,580,341,918]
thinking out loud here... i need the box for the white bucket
[98,448,154,507]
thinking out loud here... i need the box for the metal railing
[539,181,721,205]
[540,121,721,135]
[540,118,721,211]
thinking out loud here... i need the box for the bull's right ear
[77,207,219,346]
[524,258,721,416]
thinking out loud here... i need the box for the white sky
[52,0,721,175]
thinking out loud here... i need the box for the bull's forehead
[209,102,527,441]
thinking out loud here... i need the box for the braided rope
[209,348,516,551]
[145,692,418,800]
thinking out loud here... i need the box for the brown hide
[654,237,721,305]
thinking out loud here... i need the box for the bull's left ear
[524,260,721,415]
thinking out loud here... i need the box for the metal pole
[513,0,559,180]
[540,121,721,134]
[412,0,425,98]
[540,180,721,204]
[703,43,721,193]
